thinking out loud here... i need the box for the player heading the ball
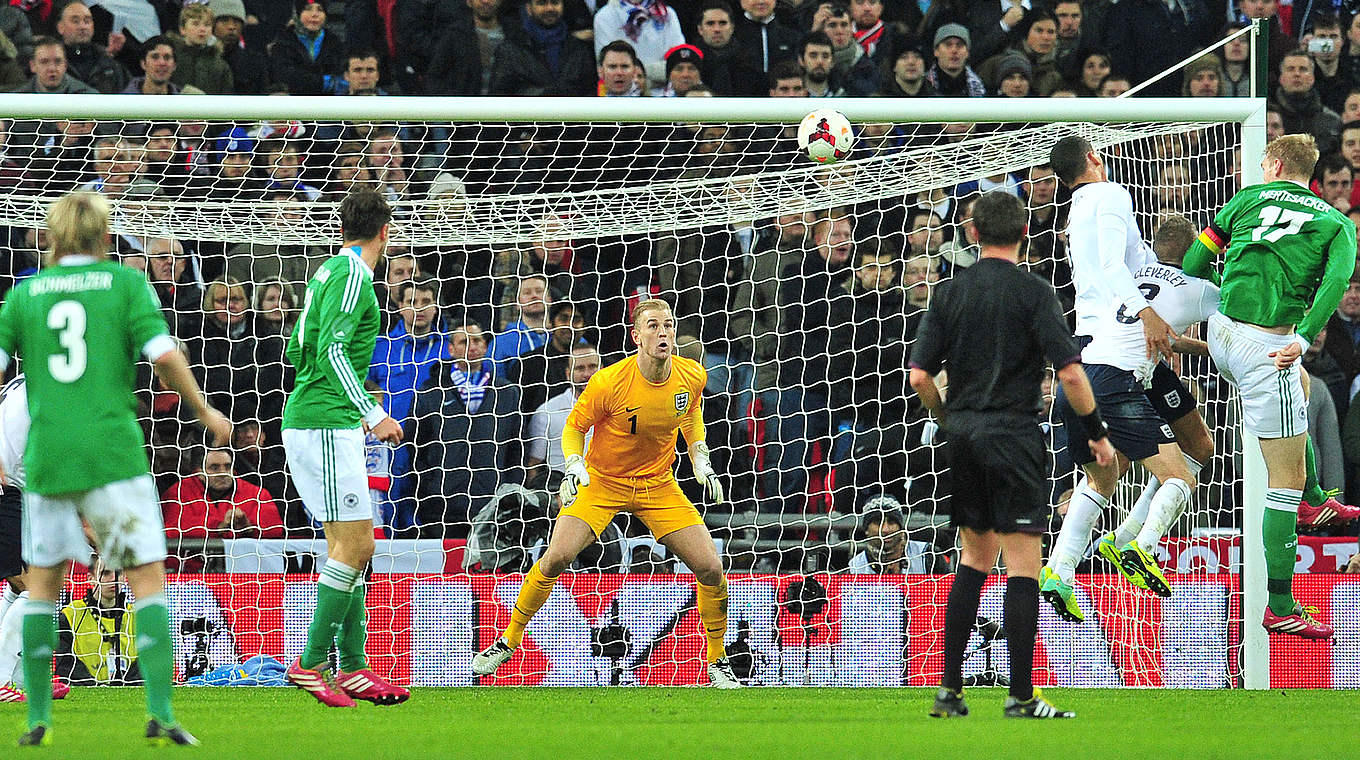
[0,191,231,747]
[473,300,738,688]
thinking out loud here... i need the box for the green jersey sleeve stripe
[327,342,376,414]
[340,257,363,314]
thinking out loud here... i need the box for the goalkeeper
[1184,133,1355,640]
[473,300,738,688]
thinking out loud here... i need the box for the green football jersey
[1184,180,1357,344]
[282,247,382,430]
[0,259,170,495]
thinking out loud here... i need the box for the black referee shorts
[944,414,1047,535]
[1144,360,1197,424]
[1060,363,1175,467]
[0,485,23,579]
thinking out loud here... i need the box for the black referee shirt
[909,257,1081,418]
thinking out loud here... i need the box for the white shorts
[283,427,374,524]
[22,474,164,571]
[1207,312,1308,439]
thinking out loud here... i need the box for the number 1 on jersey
[628,414,638,435]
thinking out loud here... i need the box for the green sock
[134,595,177,726]
[20,600,57,731]
[1303,437,1327,507]
[302,560,361,669]
[1263,490,1302,616]
[337,583,368,673]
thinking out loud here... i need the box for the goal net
[0,94,1307,689]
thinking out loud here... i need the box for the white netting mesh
[0,102,1254,687]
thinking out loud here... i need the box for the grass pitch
[2,687,1350,760]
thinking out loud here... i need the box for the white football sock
[1135,478,1192,555]
[1114,476,1160,547]
[1051,480,1108,584]
[0,589,27,686]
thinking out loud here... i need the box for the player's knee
[538,551,571,578]
[693,563,724,588]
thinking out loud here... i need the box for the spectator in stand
[326,140,375,198]
[731,211,811,396]
[766,212,854,509]
[978,10,1063,97]
[170,3,233,94]
[766,59,807,96]
[1238,0,1296,77]
[1306,13,1351,113]
[847,0,906,68]
[1274,50,1343,156]
[938,193,981,270]
[873,44,926,97]
[987,52,1032,98]
[259,138,322,200]
[230,419,296,530]
[0,5,33,63]
[182,276,287,421]
[375,250,420,333]
[144,236,202,318]
[1313,153,1353,212]
[812,2,878,96]
[905,208,946,257]
[1339,122,1360,205]
[1104,0,1216,97]
[846,498,932,574]
[1066,49,1109,97]
[55,555,141,685]
[367,126,409,207]
[55,0,128,93]
[1323,272,1360,391]
[208,126,264,201]
[597,38,642,95]
[268,0,345,95]
[1052,0,1082,69]
[407,321,523,537]
[694,0,756,96]
[799,31,843,97]
[830,244,918,510]
[733,0,797,77]
[655,43,703,96]
[226,190,327,288]
[1182,53,1225,97]
[252,276,298,337]
[337,48,386,96]
[903,252,940,311]
[162,446,285,541]
[122,36,180,95]
[0,29,26,89]
[489,274,552,377]
[487,0,596,96]
[78,136,148,199]
[1097,72,1132,98]
[593,0,684,87]
[509,301,589,415]
[12,34,94,93]
[526,343,600,488]
[1221,22,1252,97]
[925,24,984,98]
[140,123,202,197]
[210,0,269,94]
[427,0,504,95]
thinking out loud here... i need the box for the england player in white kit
[1040,137,1203,620]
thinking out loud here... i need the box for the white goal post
[0,91,1272,689]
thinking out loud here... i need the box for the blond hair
[46,191,110,259]
[178,3,213,26]
[631,298,673,328]
[202,276,247,313]
[1265,134,1320,180]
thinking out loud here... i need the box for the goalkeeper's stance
[473,300,738,688]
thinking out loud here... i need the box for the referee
[909,191,1114,719]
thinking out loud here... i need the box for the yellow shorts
[559,470,704,540]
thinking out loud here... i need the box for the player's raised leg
[474,513,597,676]
[659,524,738,688]
[1257,434,1332,638]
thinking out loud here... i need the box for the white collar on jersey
[56,255,96,266]
[342,245,374,277]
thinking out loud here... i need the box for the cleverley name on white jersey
[1082,262,1220,383]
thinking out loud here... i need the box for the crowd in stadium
[0,0,1359,572]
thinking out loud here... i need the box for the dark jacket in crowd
[64,40,128,93]
[406,363,522,536]
[221,38,272,94]
[832,284,918,424]
[267,26,347,95]
[695,40,763,96]
[777,253,854,396]
[732,14,797,76]
[1104,0,1217,97]
[488,10,596,96]
[1274,89,1343,156]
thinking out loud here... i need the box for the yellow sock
[696,577,728,663]
[503,563,558,649]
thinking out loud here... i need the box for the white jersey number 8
[46,300,87,383]
[1251,205,1313,243]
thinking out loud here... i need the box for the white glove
[559,454,590,507]
[690,441,724,505]
[921,420,940,446]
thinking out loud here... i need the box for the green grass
[3,687,1352,759]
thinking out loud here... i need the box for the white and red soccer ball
[797,109,854,165]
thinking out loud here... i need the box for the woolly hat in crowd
[665,44,703,78]
[208,0,246,22]
[295,0,326,14]
[216,126,255,155]
[995,53,1033,85]
[1181,53,1225,96]
[934,23,970,49]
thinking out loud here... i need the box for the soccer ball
[798,109,854,165]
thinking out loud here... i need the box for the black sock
[941,564,987,693]
[1005,575,1040,701]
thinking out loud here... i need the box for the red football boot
[52,679,68,700]
[1263,605,1334,640]
[337,668,410,706]
[1298,495,1360,528]
[287,658,356,707]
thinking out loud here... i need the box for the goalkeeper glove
[690,441,724,505]
[559,454,591,508]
